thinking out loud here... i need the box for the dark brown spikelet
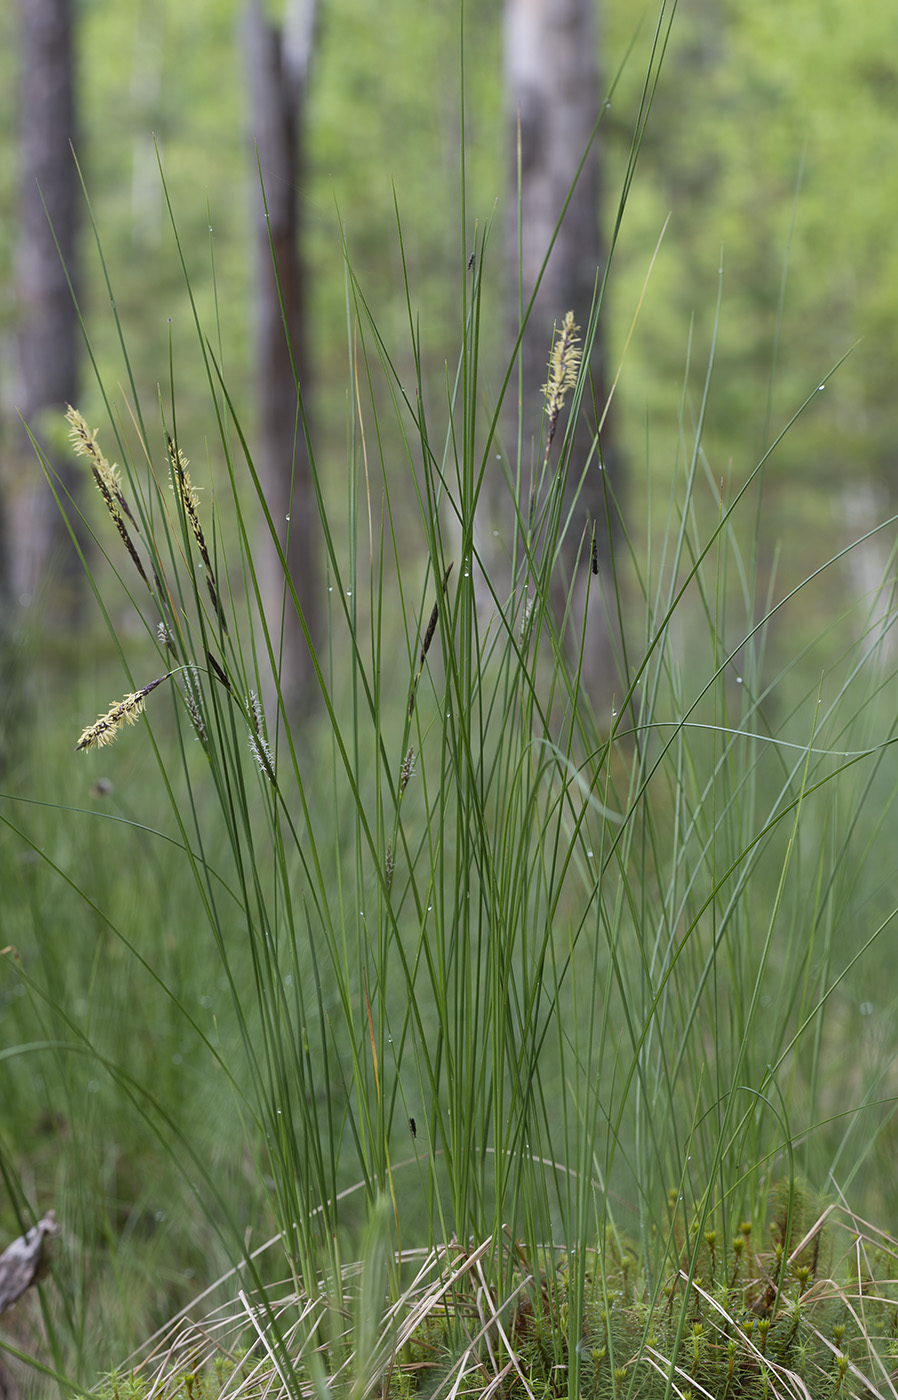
[206,651,232,691]
[94,467,152,590]
[408,563,453,717]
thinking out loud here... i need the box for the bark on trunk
[9,0,81,620]
[245,0,319,720]
[503,0,620,703]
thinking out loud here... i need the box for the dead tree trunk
[503,0,620,704]
[245,0,319,720]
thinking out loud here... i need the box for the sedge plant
[5,3,898,1395]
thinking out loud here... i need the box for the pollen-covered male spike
[168,435,228,634]
[75,673,174,752]
[541,311,582,463]
[65,405,151,590]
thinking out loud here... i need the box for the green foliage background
[5,0,896,507]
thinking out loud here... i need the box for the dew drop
[285,514,291,522]
[817,383,825,392]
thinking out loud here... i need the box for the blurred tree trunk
[8,0,81,620]
[2,0,80,767]
[503,0,619,703]
[245,0,319,721]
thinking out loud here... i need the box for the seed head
[248,732,275,781]
[399,746,416,795]
[544,311,581,410]
[520,594,535,641]
[65,406,123,511]
[168,436,227,632]
[76,673,173,751]
[182,666,207,743]
[247,691,274,780]
[541,312,582,460]
[66,405,150,589]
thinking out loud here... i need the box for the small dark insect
[409,1117,417,1139]
[591,532,599,575]
[467,252,475,270]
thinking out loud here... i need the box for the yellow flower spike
[75,673,174,752]
[543,311,582,421]
[540,311,582,467]
[65,405,151,590]
[167,435,228,634]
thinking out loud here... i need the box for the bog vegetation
[4,3,898,1398]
